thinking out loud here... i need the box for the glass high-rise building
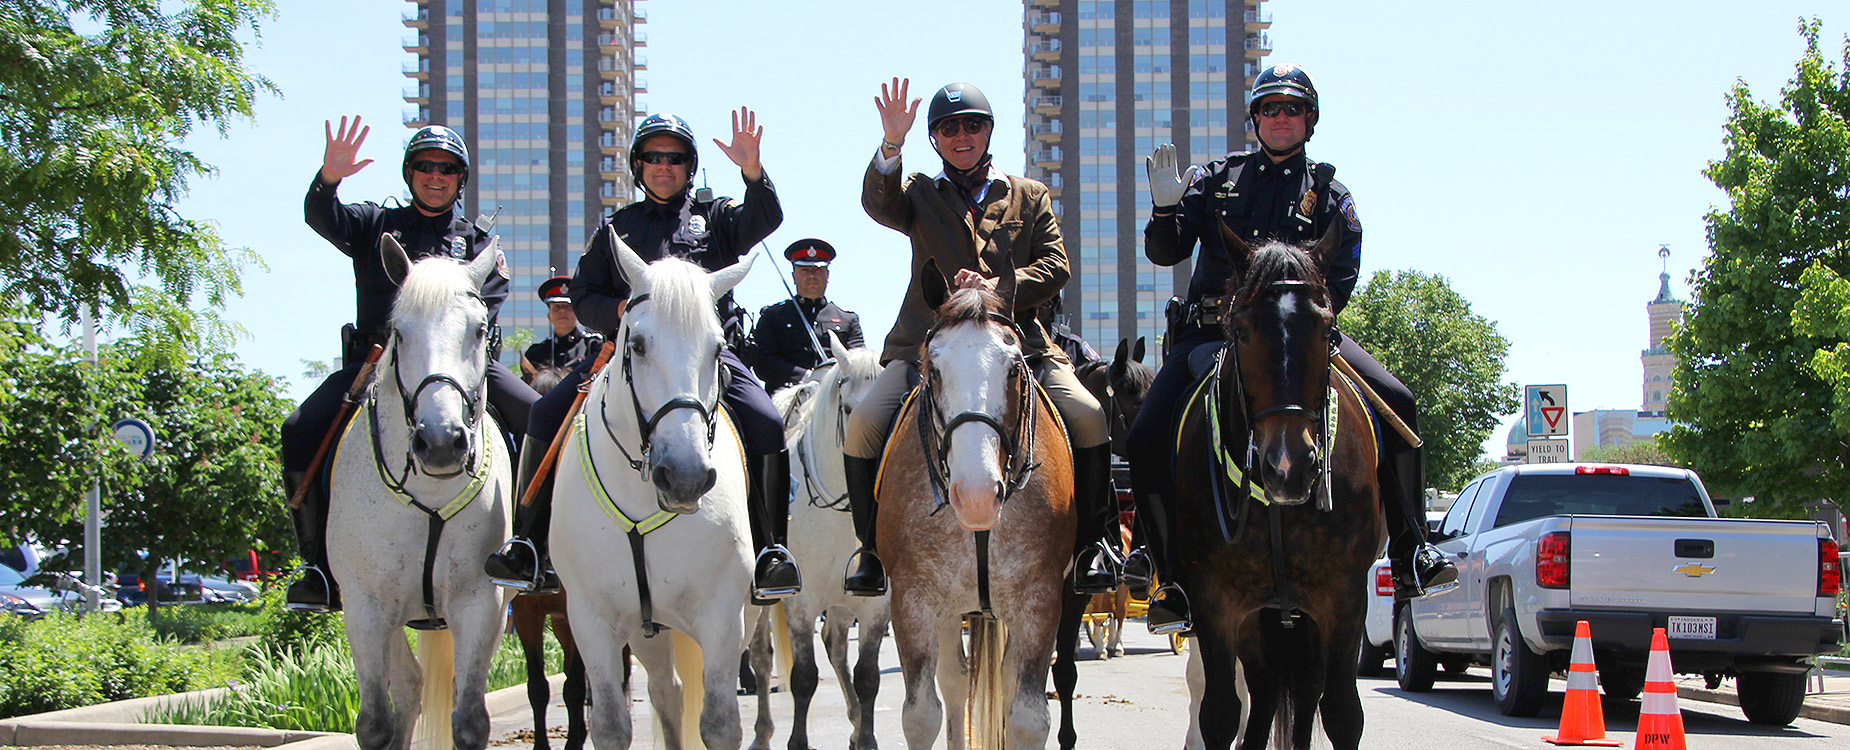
[403,0,645,358]
[1023,0,1269,351]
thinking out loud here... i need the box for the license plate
[1667,616,1717,640]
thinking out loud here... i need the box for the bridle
[376,292,490,484]
[1216,278,1336,502]
[917,311,1042,512]
[796,360,855,511]
[594,292,723,481]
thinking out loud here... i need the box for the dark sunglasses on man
[933,116,991,139]
[409,160,465,176]
[637,151,692,166]
[1256,100,1310,118]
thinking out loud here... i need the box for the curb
[0,676,549,749]
[1676,685,1850,726]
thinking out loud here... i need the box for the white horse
[747,332,889,750]
[328,235,514,750]
[550,229,756,750]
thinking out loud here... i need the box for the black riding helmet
[402,125,470,191]
[927,83,994,130]
[1248,63,1320,139]
[630,113,697,189]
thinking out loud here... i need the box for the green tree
[0,0,275,338]
[1579,439,1682,468]
[1665,19,1850,511]
[1338,269,1521,492]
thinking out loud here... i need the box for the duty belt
[1185,295,1231,327]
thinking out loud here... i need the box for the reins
[795,360,854,512]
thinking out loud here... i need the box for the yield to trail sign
[1525,384,1568,437]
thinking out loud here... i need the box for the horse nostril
[652,465,672,492]
[698,468,716,495]
[411,431,429,453]
[449,427,468,452]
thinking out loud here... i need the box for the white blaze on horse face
[930,318,1019,532]
[619,259,728,513]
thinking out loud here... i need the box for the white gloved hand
[1146,143,1197,208]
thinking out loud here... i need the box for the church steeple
[1641,245,1683,415]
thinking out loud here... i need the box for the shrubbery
[0,608,226,717]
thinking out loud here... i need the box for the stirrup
[751,545,801,604]
[486,537,553,593]
[1072,543,1120,596]
[284,566,334,613]
[1122,548,1154,598]
[1145,584,1192,636]
[842,547,887,597]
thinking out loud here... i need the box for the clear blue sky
[176,0,1843,461]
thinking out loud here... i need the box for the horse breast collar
[1186,347,1377,509]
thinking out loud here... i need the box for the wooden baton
[520,339,618,507]
[1330,350,1424,449]
[288,344,386,510]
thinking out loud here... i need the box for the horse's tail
[661,629,704,750]
[415,628,457,750]
[966,613,1009,750]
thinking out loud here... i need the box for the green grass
[148,600,269,644]
[0,608,235,718]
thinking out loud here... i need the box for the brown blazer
[861,156,1070,365]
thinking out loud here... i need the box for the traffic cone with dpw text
[1544,620,1622,745]
[1634,627,1688,750]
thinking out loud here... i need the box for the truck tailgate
[1567,516,1821,613]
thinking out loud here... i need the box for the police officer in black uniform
[1037,294,1102,374]
[520,276,602,378]
[751,238,865,393]
[1124,65,1458,634]
[282,116,540,611]
[485,109,803,603]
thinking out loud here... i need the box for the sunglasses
[636,151,691,165]
[1256,101,1310,118]
[933,116,991,138]
[409,160,464,176]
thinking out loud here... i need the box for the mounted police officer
[1125,64,1458,634]
[520,276,602,379]
[282,116,540,612]
[750,238,865,393]
[485,109,804,604]
[838,78,1122,599]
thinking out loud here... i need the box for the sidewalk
[1674,660,1850,725]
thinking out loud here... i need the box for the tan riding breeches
[844,358,1108,460]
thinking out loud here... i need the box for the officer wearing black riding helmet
[283,116,541,612]
[484,109,803,603]
[1127,64,1458,634]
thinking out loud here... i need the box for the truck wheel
[1600,665,1645,704]
[1395,606,1438,692]
[1736,671,1807,726]
[1492,607,1550,717]
[1357,635,1390,678]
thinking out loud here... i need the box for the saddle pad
[875,378,1067,500]
[1174,365,1379,504]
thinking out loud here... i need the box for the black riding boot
[841,454,887,596]
[1135,491,1191,635]
[748,449,801,605]
[284,471,340,612]
[1070,444,1121,595]
[485,445,560,593]
[1385,448,1457,601]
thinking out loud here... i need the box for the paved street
[487,622,1850,749]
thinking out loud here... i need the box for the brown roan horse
[1172,223,1386,750]
[878,259,1076,750]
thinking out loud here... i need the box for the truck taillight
[1821,538,1842,597]
[1374,565,1395,597]
[1574,465,1630,475]
[1537,531,1570,589]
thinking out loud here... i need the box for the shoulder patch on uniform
[495,246,511,279]
[1339,195,1362,232]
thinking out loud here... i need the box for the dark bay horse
[1053,336,1154,749]
[1173,224,1386,749]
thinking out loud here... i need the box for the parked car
[116,561,206,606]
[198,573,260,603]
[1,563,122,618]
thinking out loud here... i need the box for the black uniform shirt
[1144,151,1362,316]
[751,295,864,391]
[524,326,602,371]
[570,175,782,338]
[303,172,508,337]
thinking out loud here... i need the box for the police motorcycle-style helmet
[402,125,471,190]
[1248,63,1320,137]
[926,83,995,130]
[630,113,698,188]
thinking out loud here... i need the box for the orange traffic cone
[1544,620,1622,745]
[1634,627,1688,750]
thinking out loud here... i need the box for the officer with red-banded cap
[751,238,864,392]
[520,276,602,380]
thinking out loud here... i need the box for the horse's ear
[1308,221,1344,278]
[1114,338,1131,367]
[826,329,850,363]
[1217,217,1256,287]
[711,252,755,298]
[920,258,949,309]
[606,225,650,292]
[465,239,500,291]
[380,233,413,286]
[1132,335,1147,364]
[1109,338,1131,381]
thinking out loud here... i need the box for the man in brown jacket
[838,78,1119,598]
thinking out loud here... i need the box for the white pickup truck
[1394,463,1844,726]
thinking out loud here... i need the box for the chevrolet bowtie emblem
[1672,562,1716,578]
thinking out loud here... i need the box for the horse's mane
[391,257,480,329]
[1117,357,1155,392]
[918,287,1007,362]
[1226,242,1329,312]
[775,380,821,439]
[633,257,722,337]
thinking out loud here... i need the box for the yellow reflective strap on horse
[337,401,489,520]
[1190,372,1268,506]
[574,413,677,534]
